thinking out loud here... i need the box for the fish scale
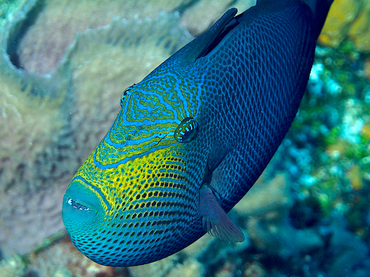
[63,0,333,267]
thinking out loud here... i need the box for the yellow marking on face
[73,146,187,217]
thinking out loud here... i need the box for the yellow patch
[74,146,187,216]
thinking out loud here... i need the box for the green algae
[0,0,27,28]
[288,42,370,224]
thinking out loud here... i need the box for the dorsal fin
[195,8,240,60]
[171,8,238,64]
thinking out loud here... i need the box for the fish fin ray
[199,185,244,243]
[175,8,237,63]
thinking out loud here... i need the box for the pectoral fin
[199,185,245,243]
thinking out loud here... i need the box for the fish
[62,0,333,267]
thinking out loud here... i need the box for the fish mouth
[66,197,90,211]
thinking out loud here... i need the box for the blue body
[62,0,333,267]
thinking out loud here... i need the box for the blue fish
[62,0,333,267]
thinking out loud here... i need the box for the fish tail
[256,0,333,39]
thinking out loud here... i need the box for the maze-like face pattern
[63,68,204,266]
[94,71,202,169]
[63,0,332,268]
[67,145,202,266]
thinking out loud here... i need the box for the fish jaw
[62,72,206,265]
[62,177,107,254]
[62,144,204,266]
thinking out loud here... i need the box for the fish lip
[68,176,112,212]
[62,178,106,216]
[65,196,91,212]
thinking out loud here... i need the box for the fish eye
[120,85,134,107]
[174,117,199,143]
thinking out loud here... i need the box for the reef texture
[1,0,370,276]
[14,0,196,75]
[0,0,193,257]
[0,255,26,277]
[0,0,258,259]
[320,0,370,52]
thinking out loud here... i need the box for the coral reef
[0,0,256,259]
[24,169,370,276]
[181,0,255,36]
[0,0,192,257]
[239,175,323,259]
[0,255,26,277]
[280,43,370,227]
[0,0,71,257]
[67,13,193,165]
[0,0,27,28]
[15,0,194,75]
[319,0,370,53]
[25,236,129,277]
[128,219,249,277]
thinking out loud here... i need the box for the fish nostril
[67,197,90,211]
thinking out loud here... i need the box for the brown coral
[15,0,193,74]
[0,0,192,257]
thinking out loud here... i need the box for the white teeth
[67,197,90,211]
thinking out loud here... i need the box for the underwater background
[0,0,369,276]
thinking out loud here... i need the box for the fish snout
[62,179,104,242]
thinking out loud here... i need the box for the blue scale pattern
[62,0,333,267]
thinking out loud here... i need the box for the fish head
[62,73,205,266]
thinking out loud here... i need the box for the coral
[25,237,129,277]
[277,43,370,219]
[319,0,361,47]
[0,69,68,194]
[0,0,192,258]
[14,0,193,74]
[347,164,364,190]
[347,0,370,52]
[0,0,27,28]
[128,255,180,277]
[243,262,267,277]
[130,258,205,277]
[188,259,215,277]
[13,0,257,74]
[51,268,73,277]
[236,174,324,259]
[324,218,370,277]
[0,0,71,257]
[0,185,66,257]
[128,230,249,277]
[0,255,26,277]
[319,0,370,52]
[364,58,370,79]
[181,0,255,36]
